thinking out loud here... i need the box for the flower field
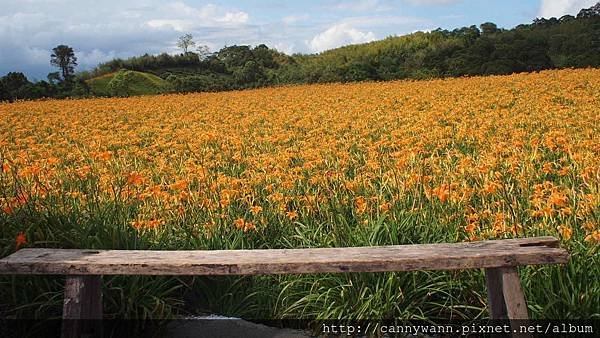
[1,69,599,321]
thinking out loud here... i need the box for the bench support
[485,267,529,320]
[485,267,530,337]
[61,275,103,338]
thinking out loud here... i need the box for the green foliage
[88,70,169,97]
[0,72,55,101]
[107,70,135,97]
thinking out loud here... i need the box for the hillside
[86,70,168,96]
[84,9,599,94]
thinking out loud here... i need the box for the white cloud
[404,0,462,5]
[334,0,391,11]
[309,23,376,52]
[146,19,192,31]
[217,11,249,24]
[77,49,119,69]
[538,0,597,18]
[341,15,426,27]
[273,42,297,55]
[145,2,249,31]
[282,14,310,25]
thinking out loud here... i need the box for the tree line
[2,3,599,101]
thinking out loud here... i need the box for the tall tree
[50,45,78,81]
[177,34,196,54]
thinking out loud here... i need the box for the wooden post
[61,275,103,338]
[485,268,508,319]
[485,267,530,337]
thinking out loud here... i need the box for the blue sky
[0,0,597,79]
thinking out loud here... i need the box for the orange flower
[126,172,146,186]
[558,166,570,176]
[91,151,112,161]
[234,218,246,230]
[220,197,231,208]
[16,232,27,249]
[2,205,14,214]
[286,210,298,220]
[130,219,165,230]
[146,219,165,229]
[432,184,450,203]
[244,221,256,232]
[557,225,573,241]
[483,182,498,195]
[130,221,144,230]
[234,218,256,232]
[584,231,600,244]
[355,196,367,214]
[169,180,188,191]
[250,205,263,216]
[46,157,60,166]
[548,192,569,208]
[379,202,391,213]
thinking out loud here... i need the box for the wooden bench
[0,236,568,337]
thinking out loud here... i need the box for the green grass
[1,183,596,324]
[86,70,168,97]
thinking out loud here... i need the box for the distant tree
[234,60,265,85]
[0,80,8,101]
[217,45,254,68]
[252,44,278,68]
[2,72,30,90]
[70,78,90,97]
[480,22,501,35]
[108,70,133,97]
[559,15,576,22]
[0,72,31,101]
[50,45,78,81]
[533,17,559,25]
[47,72,61,84]
[196,45,211,60]
[577,2,600,18]
[177,34,196,54]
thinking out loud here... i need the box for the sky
[0,0,597,80]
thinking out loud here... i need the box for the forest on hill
[1,2,599,101]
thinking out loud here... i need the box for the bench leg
[61,275,103,338]
[485,268,508,319]
[485,267,530,337]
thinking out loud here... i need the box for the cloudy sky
[1,0,597,79]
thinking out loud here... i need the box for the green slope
[87,70,169,96]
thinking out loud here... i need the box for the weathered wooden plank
[485,268,507,319]
[0,237,568,276]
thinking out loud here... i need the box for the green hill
[87,70,169,96]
